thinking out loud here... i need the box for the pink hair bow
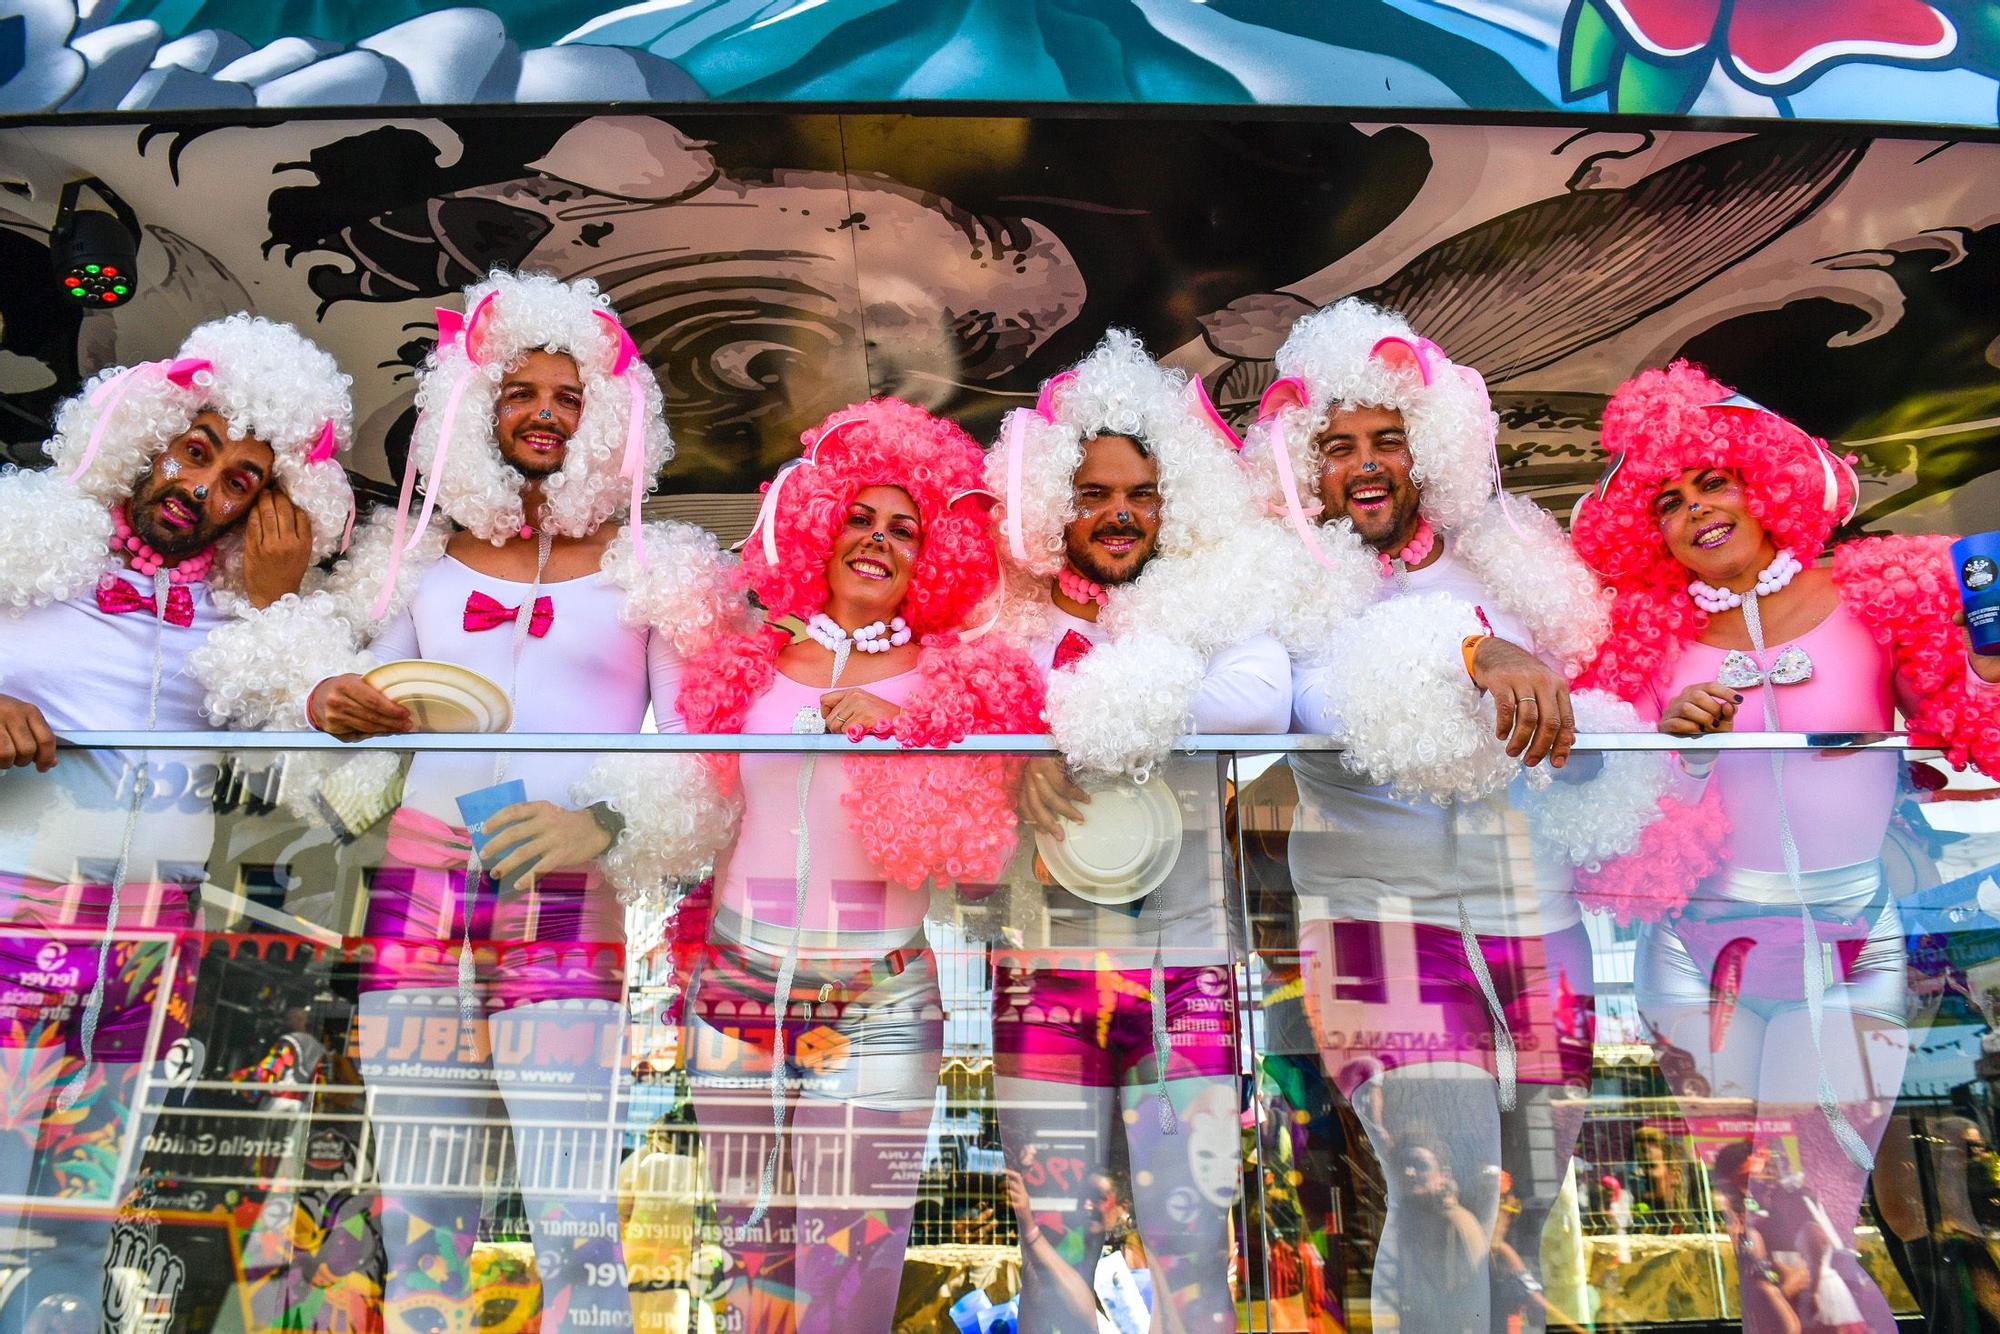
[1373,332,1522,540]
[304,420,359,552]
[1256,375,1345,574]
[71,356,216,484]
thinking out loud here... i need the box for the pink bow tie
[95,577,194,628]
[1051,628,1094,672]
[463,590,553,637]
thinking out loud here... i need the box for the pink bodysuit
[1656,601,1898,877]
[713,668,926,954]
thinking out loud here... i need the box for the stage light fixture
[51,178,140,308]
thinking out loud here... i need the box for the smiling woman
[647,397,1043,1334]
[1571,361,2000,1332]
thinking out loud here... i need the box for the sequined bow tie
[1051,628,1095,672]
[95,576,194,628]
[1717,645,1813,690]
[463,590,553,637]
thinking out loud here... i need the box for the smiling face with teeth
[1653,466,1775,588]
[494,350,584,480]
[1062,433,1161,590]
[825,484,923,623]
[127,410,275,558]
[1315,404,1419,554]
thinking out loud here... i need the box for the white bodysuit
[0,568,227,885]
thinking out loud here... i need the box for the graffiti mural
[1,0,1999,124]
[0,111,1996,542]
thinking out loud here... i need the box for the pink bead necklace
[1056,565,1109,607]
[110,505,215,584]
[1376,515,1436,575]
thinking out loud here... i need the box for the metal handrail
[50,729,1919,754]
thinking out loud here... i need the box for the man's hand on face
[1469,637,1578,769]
[242,490,316,609]
[0,695,58,772]
[1018,756,1089,838]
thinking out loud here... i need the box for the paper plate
[363,659,513,734]
[1035,773,1184,905]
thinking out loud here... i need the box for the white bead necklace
[806,612,911,654]
[1688,549,1801,613]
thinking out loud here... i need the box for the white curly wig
[0,314,354,611]
[988,328,1264,583]
[1243,297,1496,534]
[401,269,675,544]
[986,329,1373,777]
[1254,299,1617,804]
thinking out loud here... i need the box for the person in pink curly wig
[1572,360,2000,1334]
[672,397,1044,1334]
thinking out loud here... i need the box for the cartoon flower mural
[1562,0,1962,112]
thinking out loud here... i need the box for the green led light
[71,287,85,296]
[85,264,100,274]
[113,285,128,295]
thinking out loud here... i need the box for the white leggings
[356,988,634,1332]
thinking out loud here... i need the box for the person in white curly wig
[0,313,354,1334]
[203,270,743,1330]
[984,329,1354,1334]
[1242,297,1655,1333]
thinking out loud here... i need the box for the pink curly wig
[1572,365,1999,921]
[1572,361,1859,703]
[737,397,999,637]
[678,397,1045,887]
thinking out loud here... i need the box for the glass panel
[1,736,1995,1331]
[1244,737,2000,1334]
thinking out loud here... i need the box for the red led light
[64,276,81,287]
[102,292,117,302]
[102,266,118,277]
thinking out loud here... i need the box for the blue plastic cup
[1953,530,2000,655]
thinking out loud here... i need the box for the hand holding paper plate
[1033,773,1183,905]
[362,660,513,733]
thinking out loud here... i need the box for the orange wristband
[1462,633,1490,683]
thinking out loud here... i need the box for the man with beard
[211,270,740,1332]
[1244,299,1663,1333]
[984,331,1368,1334]
[0,314,356,1334]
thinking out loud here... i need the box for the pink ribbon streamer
[594,310,655,568]
[750,460,805,567]
[1257,377,1343,574]
[370,298,499,617]
[71,357,214,484]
